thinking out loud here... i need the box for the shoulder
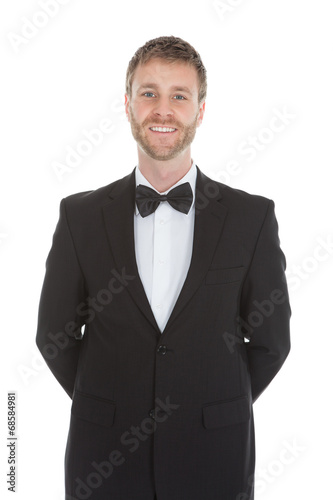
[197,167,273,216]
[61,170,134,213]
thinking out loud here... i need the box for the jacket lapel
[163,167,228,333]
[102,167,228,336]
[102,169,161,333]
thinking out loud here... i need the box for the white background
[1,0,332,498]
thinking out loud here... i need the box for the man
[36,36,291,500]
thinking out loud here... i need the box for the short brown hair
[125,35,207,104]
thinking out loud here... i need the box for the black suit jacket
[36,167,291,500]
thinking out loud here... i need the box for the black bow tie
[135,182,193,218]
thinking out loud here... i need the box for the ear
[124,94,130,122]
[197,101,206,127]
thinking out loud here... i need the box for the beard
[128,106,200,161]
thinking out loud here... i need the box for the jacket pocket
[71,391,116,427]
[205,266,244,285]
[202,395,250,429]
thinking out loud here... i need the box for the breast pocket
[205,266,244,285]
[71,391,116,427]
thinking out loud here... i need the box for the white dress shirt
[134,160,197,332]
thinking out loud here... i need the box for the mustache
[143,118,181,128]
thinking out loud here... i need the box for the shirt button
[159,220,165,225]
[156,304,162,309]
[149,409,155,419]
[158,259,165,265]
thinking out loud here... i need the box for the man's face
[125,58,205,162]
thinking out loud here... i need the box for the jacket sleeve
[239,199,291,403]
[36,198,86,398]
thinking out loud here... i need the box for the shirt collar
[134,159,197,216]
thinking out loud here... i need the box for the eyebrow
[136,83,193,96]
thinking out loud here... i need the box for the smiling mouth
[149,126,177,133]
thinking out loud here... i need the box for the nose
[153,96,174,119]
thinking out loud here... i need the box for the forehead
[131,58,199,96]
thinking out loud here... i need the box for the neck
[137,148,192,192]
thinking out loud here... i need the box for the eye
[143,92,155,97]
[174,95,185,100]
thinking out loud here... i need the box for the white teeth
[150,127,176,132]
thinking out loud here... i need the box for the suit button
[157,345,167,355]
[149,409,155,419]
